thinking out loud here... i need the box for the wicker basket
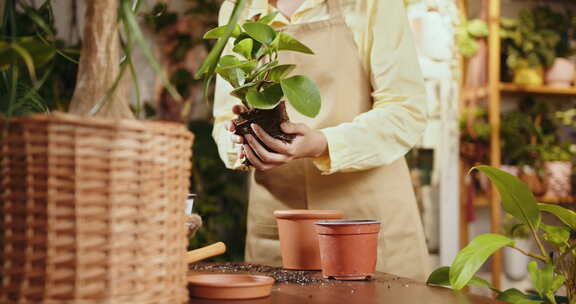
[1,113,194,303]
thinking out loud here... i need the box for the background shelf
[500,83,576,95]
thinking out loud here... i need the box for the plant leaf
[242,22,276,45]
[496,288,543,304]
[258,11,278,24]
[541,224,570,249]
[249,60,279,81]
[426,267,451,286]
[272,32,314,54]
[121,1,181,101]
[234,33,263,59]
[268,64,296,82]
[195,0,246,81]
[280,75,321,118]
[427,266,496,291]
[538,203,576,231]
[216,66,245,88]
[450,234,514,290]
[246,83,283,109]
[232,38,253,59]
[203,24,242,39]
[472,166,541,232]
[230,81,258,99]
[217,58,257,74]
[528,262,563,300]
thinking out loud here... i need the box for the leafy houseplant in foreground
[200,11,321,163]
[427,165,576,304]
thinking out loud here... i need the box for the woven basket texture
[1,113,194,303]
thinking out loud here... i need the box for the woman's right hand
[225,104,248,159]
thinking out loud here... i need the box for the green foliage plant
[201,12,321,118]
[427,166,576,304]
[0,0,181,119]
[456,19,488,58]
[501,111,538,166]
[500,6,572,72]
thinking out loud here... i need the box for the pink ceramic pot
[542,161,572,200]
[545,58,575,88]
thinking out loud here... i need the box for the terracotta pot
[545,58,575,88]
[513,67,544,86]
[188,274,274,300]
[315,220,381,280]
[274,210,344,270]
[542,161,573,200]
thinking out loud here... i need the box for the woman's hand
[224,105,247,149]
[243,122,328,171]
[224,104,328,170]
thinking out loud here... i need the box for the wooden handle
[186,242,226,264]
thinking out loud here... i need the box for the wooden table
[188,263,503,304]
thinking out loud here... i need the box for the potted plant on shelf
[456,19,489,59]
[541,7,576,88]
[427,166,576,304]
[500,109,545,196]
[500,7,561,86]
[500,111,538,176]
[538,137,574,202]
[502,214,532,281]
[197,11,321,166]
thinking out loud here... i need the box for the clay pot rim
[315,220,381,226]
[273,209,344,220]
[188,274,275,288]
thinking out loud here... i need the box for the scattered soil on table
[233,102,295,166]
[189,263,330,285]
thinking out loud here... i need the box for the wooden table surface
[188,263,503,304]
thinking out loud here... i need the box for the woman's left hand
[242,122,328,171]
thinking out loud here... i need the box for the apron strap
[326,0,344,19]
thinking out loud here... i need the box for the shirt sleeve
[211,0,252,170]
[312,0,428,174]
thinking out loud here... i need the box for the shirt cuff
[311,128,344,175]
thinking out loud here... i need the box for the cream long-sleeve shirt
[212,0,427,174]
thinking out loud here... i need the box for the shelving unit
[500,83,576,95]
[459,0,576,290]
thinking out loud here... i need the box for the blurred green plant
[427,166,576,304]
[500,6,572,72]
[145,1,251,261]
[188,121,248,261]
[456,19,488,58]
[503,214,531,240]
[0,0,79,117]
[501,111,538,166]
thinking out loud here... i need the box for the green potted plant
[541,7,576,88]
[427,165,576,304]
[501,111,538,175]
[197,10,321,165]
[456,19,489,58]
[538,137,574,201]
[500,7,562,86]
[502,214,532,281]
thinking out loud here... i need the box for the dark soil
[189,262,329,285]
[233,102,295,165]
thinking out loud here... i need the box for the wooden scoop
[186,242,226,264]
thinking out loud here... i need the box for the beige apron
[245,0,430,281]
